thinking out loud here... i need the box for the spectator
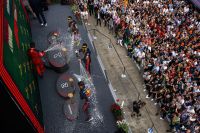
[96,9,102,26]
[80,0,200,132]
[88,0,94,16]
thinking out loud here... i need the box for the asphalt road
[30,4,117,133]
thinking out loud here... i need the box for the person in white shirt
[163,6,169,15]
[111,0,116,5]
[184,6,189,13]
[96,9,101,26]
[84,9,89,25]
[109,16,114,34]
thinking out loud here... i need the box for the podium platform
[56,73,75,98]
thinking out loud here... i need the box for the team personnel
[29,0,47,26]
[28,42,45,77]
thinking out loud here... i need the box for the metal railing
[83,25,159,132]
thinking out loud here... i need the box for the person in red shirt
[84,52,91,75]
[28,42,45,77]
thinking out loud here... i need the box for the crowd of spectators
[78,0,200,132]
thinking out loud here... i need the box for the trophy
[57,74,78,121]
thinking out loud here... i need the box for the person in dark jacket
[131,101,142,117]
[29,0,47,26]
[41,0,48,11]
[79,43,91,55]
[127,45,133,58]
[87,0,94,16]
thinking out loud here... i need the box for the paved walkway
[85,15,170,133]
